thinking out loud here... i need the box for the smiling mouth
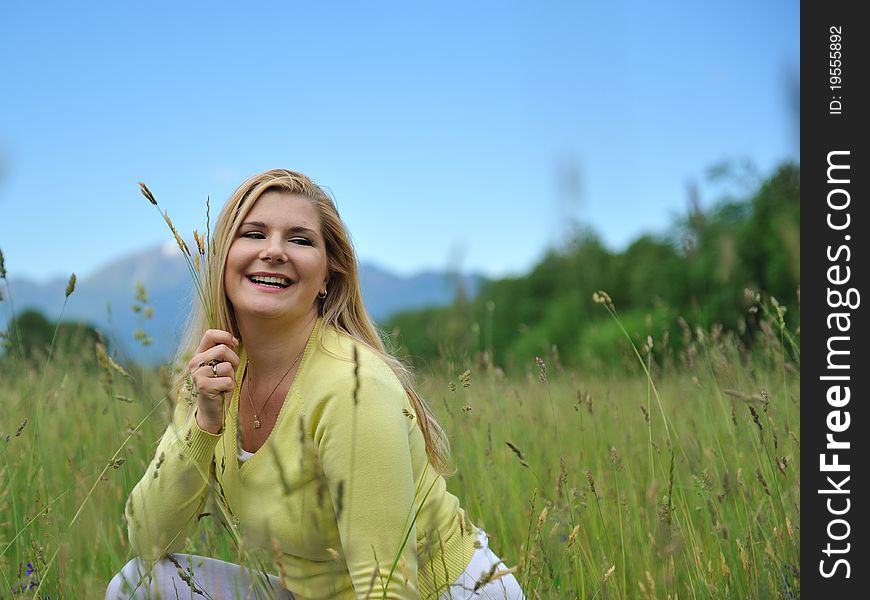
[247,275,292,289]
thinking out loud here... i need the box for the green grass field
[0,304,799,599]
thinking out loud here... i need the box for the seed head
[95,338,114,395]
[472,563,519,593]
[163,210,190,256]
[135,281,148,304]
[351,344,360,406]
[760,387,770,411]
[610,446,623,471]
[555,457,567,501]
[505,441,528,468]
[592,290,614,310]
[0,248,6,278]
[755,468,771,496]
[193,229,206,256]
[535,357,547,383]
[206,195,213,255]
[748,405,763,432]
[536,506,549,532]
[65,273,76,297]
[585,469,597,496]
[566,524,580,548]
[134,329,153,346]
[138,182,158,206]
[272,538,290,590]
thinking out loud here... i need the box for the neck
[237,311,319,379]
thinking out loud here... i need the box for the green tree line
[0,309,102,368]
[386,162,800,373]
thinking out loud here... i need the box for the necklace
[244,346,305,429]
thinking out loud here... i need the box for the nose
[259,234,288,263]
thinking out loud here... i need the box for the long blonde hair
[172,169,451,473]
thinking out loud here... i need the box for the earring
[317,288,328,299]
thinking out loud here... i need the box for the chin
[238,301,316,323]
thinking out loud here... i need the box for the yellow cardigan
[125,318,477,599]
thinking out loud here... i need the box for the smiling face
[223,191,329,327]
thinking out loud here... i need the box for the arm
[126,330,239,561]
[313,368,423,600]
[125,401,222,562]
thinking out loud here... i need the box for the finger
[200,377,236,399]
[188,344,240,373]
[195,329,240,354]
[194,374,236,400]
[190,361,235,393]
[211,361,234,379]
[192,360,234,379]
[202,345,240,370]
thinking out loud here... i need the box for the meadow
[0,284,800,599]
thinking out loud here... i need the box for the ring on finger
[207,358,220,377]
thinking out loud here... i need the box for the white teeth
[249,275,290,286]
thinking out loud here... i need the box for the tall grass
[0,277,799,598]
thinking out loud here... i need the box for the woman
[106,169,525,599]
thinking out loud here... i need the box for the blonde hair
[172,169,451,473]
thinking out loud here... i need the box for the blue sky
[0,1,799,283]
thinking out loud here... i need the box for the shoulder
[304,324,407,402]
[300,325,413,439]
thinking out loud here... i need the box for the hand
[187,329,240,434]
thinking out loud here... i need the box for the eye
[290,237,313,246]
[241,231,265,239]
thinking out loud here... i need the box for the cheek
[223,247,244,291]
[315,254,329,282]
[225,244,246,272]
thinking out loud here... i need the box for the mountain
[0,242,483,365]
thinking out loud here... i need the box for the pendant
[253,418,261,429]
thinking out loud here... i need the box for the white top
[238,446,255,462]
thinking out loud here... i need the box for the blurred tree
[386,161,800,373]
[1,308,101,367]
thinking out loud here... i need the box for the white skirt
[106,529,525,599]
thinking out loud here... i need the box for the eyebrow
[240,222,319,236]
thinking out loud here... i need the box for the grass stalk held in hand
[138,181,233,469]
[138,182,216,327]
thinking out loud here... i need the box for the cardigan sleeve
[311,367,423,600]
[125,400,223,562]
